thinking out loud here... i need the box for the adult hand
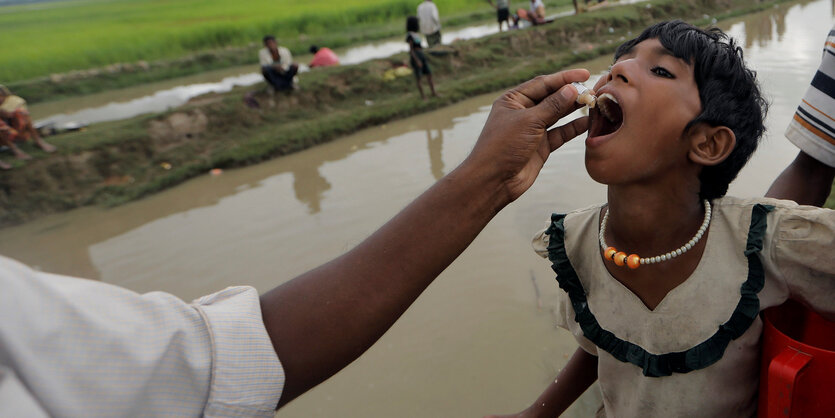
[465,69,590,203]
[262,70,591,408]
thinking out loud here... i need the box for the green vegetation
[0,0,572,103]
[0,0,489,83]
[0,0,800,226]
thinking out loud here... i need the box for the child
[406,16,437,100]
[490,21,835,417]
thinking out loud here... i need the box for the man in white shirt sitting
[417,0,442,47]
[259,35,299,91]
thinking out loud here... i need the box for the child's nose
[607,60,631,84]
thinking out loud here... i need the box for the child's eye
[651,66,675,78]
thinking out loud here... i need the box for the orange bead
[613,252,627,266]
[604,247,617,260]
[626,254,640,269]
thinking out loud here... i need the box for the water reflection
[426,128,445,180]
[293,164,331,214]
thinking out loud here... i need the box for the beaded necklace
[599,199,712,269]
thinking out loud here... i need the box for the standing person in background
[489,0,513,32]
[0,85,56,165]
[308,45,340,68]
[406,16,437,100]
[417,0,442,47]
[259,35,299,91]
[766,25,835,207]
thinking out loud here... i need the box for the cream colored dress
[532,196,835,417]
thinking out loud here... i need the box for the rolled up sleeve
[195,287,284,417]
[0,256,284,417]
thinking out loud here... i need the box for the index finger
[510,69,591,107]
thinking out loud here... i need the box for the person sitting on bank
[516,0,546,26]
[0,85,56,163]
[309,45,340,68]
[259,35,299,91]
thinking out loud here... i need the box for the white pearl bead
[675,249,682,256]
[685,243,692,250]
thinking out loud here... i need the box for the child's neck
[605,185,706,257]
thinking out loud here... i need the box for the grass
[3,0,575,103]
[0,0,510,83]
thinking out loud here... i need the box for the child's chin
[583,160,615,185]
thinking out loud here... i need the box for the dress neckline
[593,206,716,313]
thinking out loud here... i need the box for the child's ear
[687,124,736,166]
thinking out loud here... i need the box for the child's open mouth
[588,93,624,140]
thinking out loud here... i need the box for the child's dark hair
[615,20,768,200]
[407,16,420,33]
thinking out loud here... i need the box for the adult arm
[260,69,591,407]
[765,150,835,206]
[486,347,599,418]
[767,25,835,206]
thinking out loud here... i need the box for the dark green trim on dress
[545,203,775,377]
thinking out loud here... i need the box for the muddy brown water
[2,0,833,415]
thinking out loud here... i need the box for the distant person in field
[0,85,56,166]
[488,0,513,32]
[406,16,437,100]
[515,0,546,26]
[259,35,299,91]
[417,0,442,47]
[308,45,340,68]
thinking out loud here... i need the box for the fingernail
[560,85,576,100]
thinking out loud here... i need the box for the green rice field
[0,0,489,82]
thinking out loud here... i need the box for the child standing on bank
[406,16,437,100]
[488,21,834,417]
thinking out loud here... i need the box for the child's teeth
[599,93,618,104]
[597,93,618,122]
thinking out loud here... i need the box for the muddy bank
[0,0,795,227]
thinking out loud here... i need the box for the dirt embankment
[0,0,792,227]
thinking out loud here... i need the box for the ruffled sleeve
[764,203,835,321]
[532,217,597,356]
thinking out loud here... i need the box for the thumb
[531,84,579,128]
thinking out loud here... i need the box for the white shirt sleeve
[0,255,284,417]
[259,48,273,67]
[278,46,293,71]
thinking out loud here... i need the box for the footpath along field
[0,0,490,83]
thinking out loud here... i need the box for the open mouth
[589,93,624,139]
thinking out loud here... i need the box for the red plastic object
[759,299,835,418]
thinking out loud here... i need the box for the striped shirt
[0,255,284,417]
[786,25,835,167]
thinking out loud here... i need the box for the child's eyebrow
[617,42,690,66]
[649,44,684,62]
